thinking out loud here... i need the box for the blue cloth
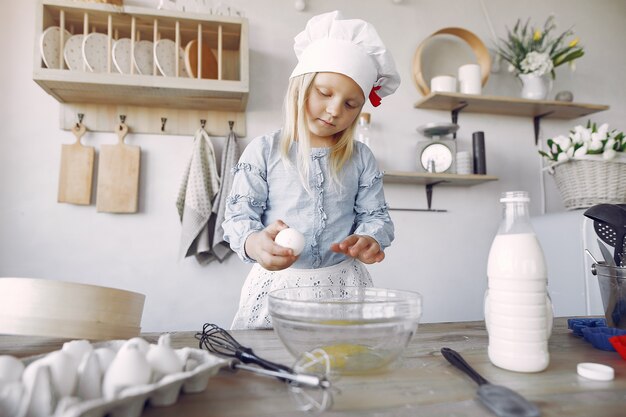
[222,129,394,269]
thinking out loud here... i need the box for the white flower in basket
[540,121,626,210]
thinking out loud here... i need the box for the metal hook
[161,117,167,132]
[228,120,234,131]
[200,119,206,129]
[76,113,84,128]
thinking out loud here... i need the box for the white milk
[486,232,551,372]
[487,233,547,281]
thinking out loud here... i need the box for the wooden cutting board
[96,123,141,213]
[57,123,94,205]
[185,39,218,79]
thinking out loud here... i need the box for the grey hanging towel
[210,126,241,262]
[176,128,220,263]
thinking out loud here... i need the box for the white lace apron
[230,258,373,330]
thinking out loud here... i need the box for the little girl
[223,11,400,329]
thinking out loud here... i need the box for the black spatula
[584,204,626,266]
[441,347,540,417]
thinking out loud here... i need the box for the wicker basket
[550,155,626,210]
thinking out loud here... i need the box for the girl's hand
[244,220,299,271]
[331,235,385,264]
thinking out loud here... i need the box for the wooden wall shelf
[415,92,609,144]
[34,0,249,136]
[415,92,609,119]
[384,170,498,186]
[383,171,498,212]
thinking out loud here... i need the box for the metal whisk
[195,323,330,389]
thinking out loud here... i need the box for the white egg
[0,355,25,384]
[102,345,152,400]
[76,351,102,400]
[120,337,150,355]
[41,350,78,398]
[275,228,305,256]
[61,340,93,367]
[23,351,77,398]
[94,347,116,373]
[146,334,183,377]
[22,364,56,417]
[0,381,24,417]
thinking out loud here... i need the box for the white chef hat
[290,11,400,107]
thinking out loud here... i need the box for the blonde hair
[280,73,359,191]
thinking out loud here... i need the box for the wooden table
[2,318,625,416]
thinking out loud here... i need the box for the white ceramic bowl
[268,286,422,375]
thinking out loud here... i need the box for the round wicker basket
[550,155,626,210]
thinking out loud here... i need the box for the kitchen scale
[415,122,459,173]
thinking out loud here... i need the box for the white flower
[603,148,617,160]
[574,144,588,157]
[508,64,515,73]
[541,121,625,165]
[589,139,604,151]
[573,125,592,142]
[580,128,591,142]
[606,138,616,149]
[570,131,583,144]
[553,135,571,151]
[520,51,554,76]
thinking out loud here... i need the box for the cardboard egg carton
[9,339,230,417]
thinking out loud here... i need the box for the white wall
[1,0,624,332]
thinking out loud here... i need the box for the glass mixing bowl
[268,286,422,375]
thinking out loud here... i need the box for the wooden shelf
[414,92,609,119]
[384,170,498,186]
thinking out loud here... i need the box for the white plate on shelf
[40,26,71,69]
[82,32,110,73]
[112,38,132,74]
[154,39,188,77]
[63,34,85,71]
[133,40,154,75]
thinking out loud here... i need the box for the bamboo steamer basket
[0,278,145,340]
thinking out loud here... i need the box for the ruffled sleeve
[352,144,394,250]
[222,136,270,263]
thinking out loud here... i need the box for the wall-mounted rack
[415,92,609,144]
[60,103,246,137]
[34,0,249,136]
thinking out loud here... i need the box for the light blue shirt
[222,129,394,269]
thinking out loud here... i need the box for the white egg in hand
[275,228,305,256]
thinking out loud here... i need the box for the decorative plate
[63,34,85,71]
[184,39,218,79]
[83,32,110,73]
[112,38,132,74]
[154,39,188,77]
[133,40,154,75]
[40,26,71,69]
